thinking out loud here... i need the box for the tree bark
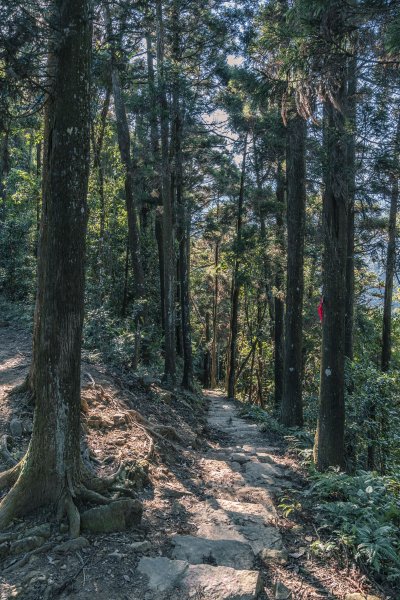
[0,126,10,218]
[156,0,176,382]
[171,0,193,390]
[92,86,111,296]
[0,0,92,526]
[381,169,399,372]
[146,32,165,332]
[274,160,285,409]
[281,115,306,426]
[210,239,220,389]
[314,74,348,471]
[227,136,247,399]
[106,21,144,303]
[344,54,357,360]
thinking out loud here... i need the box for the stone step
[138,556,262,599]
[189,501,283,555]
[171,534,255,569]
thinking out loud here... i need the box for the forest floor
[0,323,388,600]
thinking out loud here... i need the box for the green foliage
[303,469,400,583]
[345,358,400,473]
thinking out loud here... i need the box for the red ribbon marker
[318,297,324,323]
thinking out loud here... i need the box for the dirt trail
[0,325,383,599]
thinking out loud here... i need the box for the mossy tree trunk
[0,0,92,527]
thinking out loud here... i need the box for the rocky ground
[0,323,388,599]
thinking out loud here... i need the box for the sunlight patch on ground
[0,355,25,373]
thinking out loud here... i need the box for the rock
[138,556,262,599]
[10,418,22,437]
[171,535,255,569]
[141,375,161,387]
[274,581,292,599]
[256,453,274,463]
[231,453,251,464]
[54,537,89,553]
[153,425,181,442]
[137,557,188,593]
[81,498,142,533]
[345,595,380,600]
[193,502,282,554]
[0,536,46,559]
[183,563,263,600]
[245,461,285,484]
[113,413,127,427]
[260,548,288,565]
[129,540,151,553]
[87,415,113,429]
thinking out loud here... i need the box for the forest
[0,0,400,599]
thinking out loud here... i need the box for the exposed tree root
[3,541,54,574]
[0,475,33,529]
[75,484,111,505]
[0,461,22,492]
[64,494,81,538]
[81,462,123,494]
[0,435,17,468]
[124,401,178,453]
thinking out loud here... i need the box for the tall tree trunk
[203,311,212,388]
[0,0,92,526]
[274,160,285,409]
[93,86,111,296]
[281,115,306,426]
[105,7,144,368]
[381,170,399,372]
[210,239,220,389]
[171,0,193,389]
[156,0,176,382]
[227,136,247,399]
[314,73,348,471]
[0,126,10,218]
[345,54,357,360]
[146,31,165,332]
[105,17,144,303]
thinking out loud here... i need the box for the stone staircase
[137,393,289,599]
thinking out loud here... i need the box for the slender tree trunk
[210,240,220,388]
[107,48,144,302]
[0,126,10,218]
[253,135,275,333]
[146,32,165,332]
[121,237,130,318]
[156,0,176,382]
[381,173,399,371]
[281,115,306,426]
[227,136,247,399]
[314,74,348,471]
[203,311,211,388]
[105,7,144,368]
[93,86,111,295]
[171,4,193,389]
[345,54,357,360]
[0,0,92,526]
[35,141,42,252]
[274,160,285,409]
